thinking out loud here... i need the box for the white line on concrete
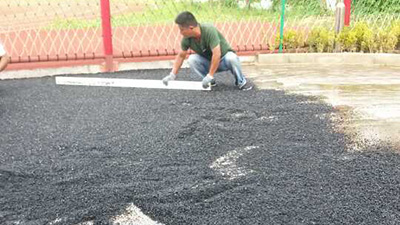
[55,76,211,91]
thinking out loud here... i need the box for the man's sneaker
[238,80,253,91]
[210,80,217,87]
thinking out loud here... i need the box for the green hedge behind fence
[353,0,400,14]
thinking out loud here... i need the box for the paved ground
[1,68,400,224]
[246,64,400,150]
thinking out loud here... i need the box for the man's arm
[0,53,10,72]
[208,45,221,77]
[172,50,187,75]
[162,50,187,85]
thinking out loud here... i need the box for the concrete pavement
[244,63,400,150]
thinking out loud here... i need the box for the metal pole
[335,0,346,52]
[279,0,286,53]
[100,0,114,72]
[335,0,345,34]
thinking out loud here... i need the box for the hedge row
[272,21,400,53]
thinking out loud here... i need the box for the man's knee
[224,52,240,65]
[188,54,202,67]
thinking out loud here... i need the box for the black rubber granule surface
[1,69,399,225]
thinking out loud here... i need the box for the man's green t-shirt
[181,23,233,61]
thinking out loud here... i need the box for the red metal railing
[344,0,352,26]
[100,0,114,72]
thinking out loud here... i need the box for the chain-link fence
[352,0,400,27]
[0,0,399,67]
[0,0,105,63]
[340,0,400,53]
[110,0,276,58]
[271,0,338,51]
[270,0,400,52]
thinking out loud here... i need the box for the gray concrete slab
[244,64,400,150]
[257,53,400,66]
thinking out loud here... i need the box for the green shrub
[353,22,367,50]
[307,27,335,52]
[336,27,358,52]
[336,22,398,53]
[271,29,306,51]
[375,29,398,53]
[390,20,400,49]
[351,22,374,52]
[268,20,400,53]
[360,28,375,52]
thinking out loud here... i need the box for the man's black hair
[175,11,198,27]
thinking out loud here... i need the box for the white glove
[202,74,215,89]
[162,72,176,86]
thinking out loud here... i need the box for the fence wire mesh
[0,0,399,65]
[272,0,400,53]
[352,0,400,28]
[0,0,106,63]
[110,0,274,58]
[344,0,400,53]
[271,0,338,52]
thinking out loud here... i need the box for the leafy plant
[360,28,375,52]
[271,29,306,50]
[390,20,400,49]
[352,22,374,52]
[336,22,398,53]
[307,27,335,52]
[374,29,398,53]
[336,27,358,52]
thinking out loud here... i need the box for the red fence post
[100,0,115,72]
[344,0,352,26]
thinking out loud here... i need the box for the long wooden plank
[56,77,211,91]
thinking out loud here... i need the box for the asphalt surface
[1,69,400,225]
